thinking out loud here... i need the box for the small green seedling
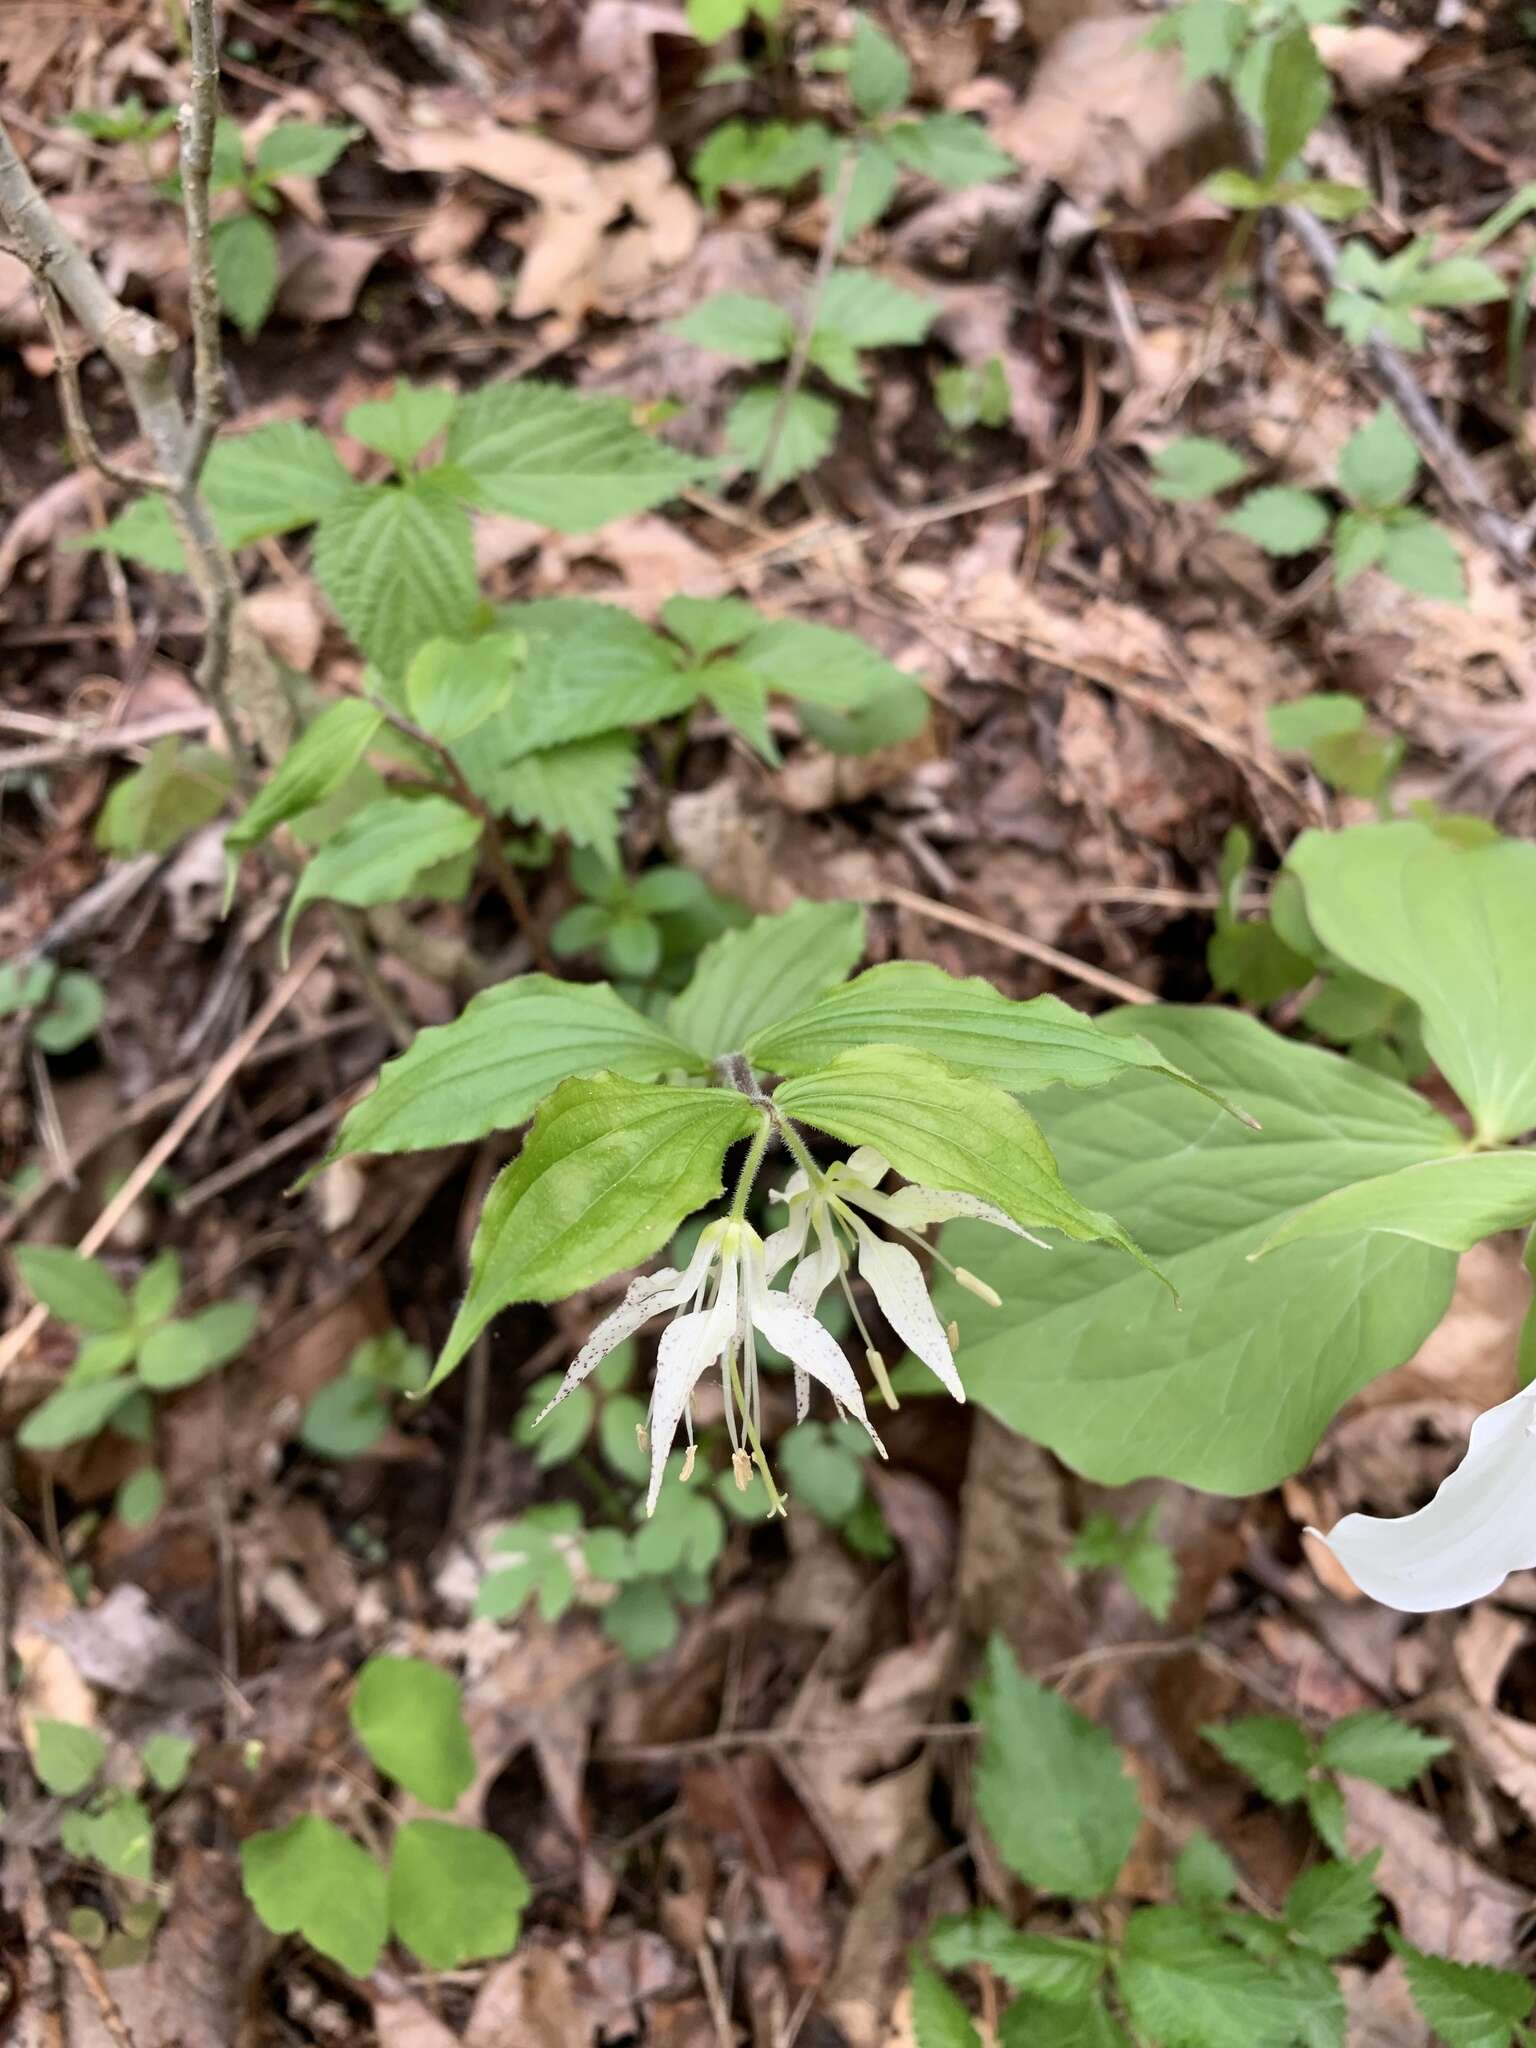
[933,358,1010,435]
[551,852,712,983]
[65,95,176,147]
[1204,1708,1450,1855]
[0,958,104,1056]
[1325,236,1506,352]
[1070,1507,1178,1621]
[300,1328,430,1459]
[190,116,357,336]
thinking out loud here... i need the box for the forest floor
[3,1,1536,2044]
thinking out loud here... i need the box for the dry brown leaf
[275,222,386,325]
[557,1,694,153]
[370,1996,460,2048]
[466,1947,598,2048]
[1346,1777,1527,1958]
[1314,24,1429,105]
[1343,1958,1433,2048]
[243,586,324,672]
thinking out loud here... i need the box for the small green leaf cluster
[1156,406,1466,602]
[1069,1507,1178,1622]
[240,1655,529,1977]
[30,1714,194,1957]
[672,269,937,488]
[300,1328,430,1459]
[1198,21,1368,221]
[692,13,1013,236]
[195,116,357,337]
[776,1419,893,1556]
[0,956,104,1055]
[1326,236,1506,351]
[933,816,1536,1494]
[912,1638,1501,2048]
[552,851,725,984]
[1204,1708,1449,1854]
[15,1248,256,1518]
[932,357,1010,435]
[64,95,176,146]
[1265,695,1402,803]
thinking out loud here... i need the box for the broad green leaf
[96,739,233,855]
[1380,513,1465,601]
[1203,1716,1313,1802]
[515,1372,594,1467]
[254,119,356,181]
[30,969,102,1054]
[18,1375,137,1450]
[729,616,913,713]
[432,1079,763,1386]
[211,213,279,338]
[344,381,455,473]
[389,1820,529,1969]
[746,961,1250,1118]
[350,1655,475,1809]
[726,385,839,490]
[313,480,478,673]
[999,1992,1132,2047]
[404,632,522,742]
[492,734,638,856]
[481,599,693,756]
[849,14,911,116]
[1150,436,1249,500]
[226,699,384,854]
[671,293,794,363]
[203,421,353,543]
[688,0,751,36]
[116,1464,165,1527]
[1267,694,1363,752]
[137,1300,257,1389]
[1332,509,1388,585]
[603,1580,680,1659]
[798,680,932,755]
[934,1008,1463,1490]
[1116,1907,1321,2048]
[1390,1934,1534,2048]
[1262,23,1330,176]
[61,1790,154,1883]
[445,382,704,529]
[930,1912,1108,2002]
[672,899,866,1058]
[0,958,56,1019]
[1174,1834,1238,1908]
[281,793,480,959]
[778,1421,866,1522]
[1287,822,1536,1140]
[1146,0,1246,81]
[1306,1775,1349,1858]
[884,111,1014,187]
[140,1731,195,1793]
[1070,1509,1177,1622]
[775,1048,1159,1267]
[660,594,759,658]
[815,269,938,350]
[70,1329,138,1385]
[33,1718,106,1796]
[841,136,902,234]
[972,1638,1140,1897]
[1316,1709,1451,1788]
[1255,1149,1536,1259]
[16,1245,130,1331]
[300,1377,391,1458]
[477,1508,579,1623]
[1205,168,1275,211]
[133,1252,181,1326]
[241,1814,387,1978]
[321,975,703,1166]
[1338,405,1419,510]
[1224,487,1331,554]
[910,1959,982,2048]
[692,118,833,206]
[1283,1854,1383,1957]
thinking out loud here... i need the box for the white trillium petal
[750,1292,885,1456]
[534,1267,686,1423]
[867,1183,1051,1251]
[647,1289,735,1515]
[1313,1388,1536,1612]
[851,1219,965,1404]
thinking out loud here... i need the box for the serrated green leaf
[140,1731,195,1793]
[671,899,866,1058]
[204,421,354,544]
[432,1079,762,1387]
[344,381,456,473]
[241,1814,387,1977]
[840,135,902,234]
[1316,1709,1451,1788]
[312,480,478,673]
[211,213,278,338]
[227,699,384,856]
[1338,405,1419,511]
[492,733,638,856]
[816,268,938,351]
[1305,1774,1349,1857]
[692,118,833,206]
[1380,513,1465,601]
[445,382,705,529]
[999,1991,1132,2047]
[930,1912,1109,2001]
[15,1246,130,1331]
[885,111,1014,186]
[1203,1716,1314,1802]
[910,1958,983,2048]
[1151,436,1250,500]
[389,1820,528,1969]
[1224,487,1332,555]
[320,975,702,1167]
[1283,1853,1383,1957]
[775,1048,1160,1271]
[972,1637,1141,1897]
[671,292,794,363]
[281,793,480,959]
[1116,1907,1324,2048]
[933,1007,1463,1491]
[1288,822,1536,1140]
[350,1655,475,1809]
[849,14,911,116]
[1390,1933,1534,2048]
[33,1718,106,1796]
[1175,1833,1238,1907]
[726,385,839,490]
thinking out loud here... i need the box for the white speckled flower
[1312,1385,1536,1612]
[536,1218,883,1515]
[763,1146,1047,1414]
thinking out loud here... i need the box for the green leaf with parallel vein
[1287,822,1536,1140]
[241,1815,387,1978]
[444,382,706,529]
[312,480,478,672]
[431,1079,763,1388]
[317,975,705,1167]
[1390,1934,1534,2048]
[933,1007,1463,1491]
[775,1048,1161,1270]
[227,699,384,855]
[747,962,1251,1118]
[671,900,867,1058]
[389,1821,529,1969]
[1254,1149,1536,1258]
[972,1637,1140,1898]
[281,793,481,959]
[930,1912,1108,2002]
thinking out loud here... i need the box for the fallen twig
[874,883,1157,1006]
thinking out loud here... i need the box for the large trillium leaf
[933,1009,1464,1493]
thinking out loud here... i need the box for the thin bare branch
[180,0,226,484]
